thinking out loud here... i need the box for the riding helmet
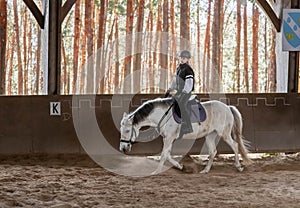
[179,50,192,59]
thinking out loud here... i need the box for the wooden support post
[60,0,76,24]
[47,0,76,95]
[23,0,76,95]
[23,0,44,29]
[288,0,300,93]
[256,0,281,32]
[47,0,62,95]
[288,52,299,93]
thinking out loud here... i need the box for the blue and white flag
[283,9,300,51]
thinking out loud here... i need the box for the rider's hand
[164,90,170,98]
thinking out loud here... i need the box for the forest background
[0,0,281,95]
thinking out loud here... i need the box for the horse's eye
[125,130,130,133]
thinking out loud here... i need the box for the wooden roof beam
[23,0,44,29]
[60,0,77,24]
[256,0,281,32]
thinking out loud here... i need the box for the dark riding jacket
[175,63,195,93]
[168,63,195,95]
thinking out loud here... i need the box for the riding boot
[178,116,193,139]
[176,92,193,139]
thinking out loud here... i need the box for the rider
[165,50,195,139]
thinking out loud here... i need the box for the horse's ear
[123,112,127,118]
[128,115,134,122]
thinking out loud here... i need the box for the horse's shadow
[170,155,251,174]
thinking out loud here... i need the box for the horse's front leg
[152,136,181,174]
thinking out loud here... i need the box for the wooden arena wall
[0,93,299,155]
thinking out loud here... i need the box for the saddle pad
[173,102,207,124]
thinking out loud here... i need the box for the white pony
[119,97,252,174]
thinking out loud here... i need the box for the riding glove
[164,90,171,98]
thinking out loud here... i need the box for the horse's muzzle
[119,143,131,153]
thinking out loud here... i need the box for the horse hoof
[178,164,183,170]
[200,169,209,174]
[151,168,163,175]
[151,170,159,175]
[237,166,244,172]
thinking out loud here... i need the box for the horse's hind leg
[222,134,244,172]
[200,132,218,174]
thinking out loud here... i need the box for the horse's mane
[129,97,173,125]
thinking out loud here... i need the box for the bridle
[120,99,174,146]
[120,124,137,145]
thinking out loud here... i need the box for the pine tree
[123,0,134,93]
[13,0,23,95]
[72,0,81,93]
[0,0,7,94]
[252,5,259,93]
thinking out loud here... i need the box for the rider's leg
[178,93,193,139]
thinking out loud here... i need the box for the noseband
[120,125,137,145]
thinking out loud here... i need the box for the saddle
[172,95,207,124]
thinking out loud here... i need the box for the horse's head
[119,112,139,153]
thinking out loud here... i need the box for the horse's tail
[229,106,253,165]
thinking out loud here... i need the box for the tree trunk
[97,0,107,94]
[13,0,23,95]
[27,19,33,94]
[252,5,259,93]
[85,0,94,93]
[80,22,87,94]
[147,1,154,92]
[180,0,190,49]
[211,0,222,92]
[104,13,115,94]
[264,17,268,92]
[234,0,241,93]
[203,0,211,92]
[153,0,162,93]
[123,0,134,93]
[36,28,42,94]
[133,0,144,93]
[243,2,249,93]
[196,0,201,91]
[114,0,120,92]
[219,0,224,84]
[267,28,276,92]
[7,35,14,95]
[160,0,168,92]
[170,0,177,75]
[23,8,28,94]
[72,0,80,93]
[61,39,67,94]
[107,17,116,94]
[0,0,7,94]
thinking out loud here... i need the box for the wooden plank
[60,0,77,23]
[48,0,62,95]
[288,0,300,93]
[0,94,299,155]
[23,0,44,29]
[256,0,281,32]
[288,52,299,93]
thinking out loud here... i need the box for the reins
[156,102,174,133]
